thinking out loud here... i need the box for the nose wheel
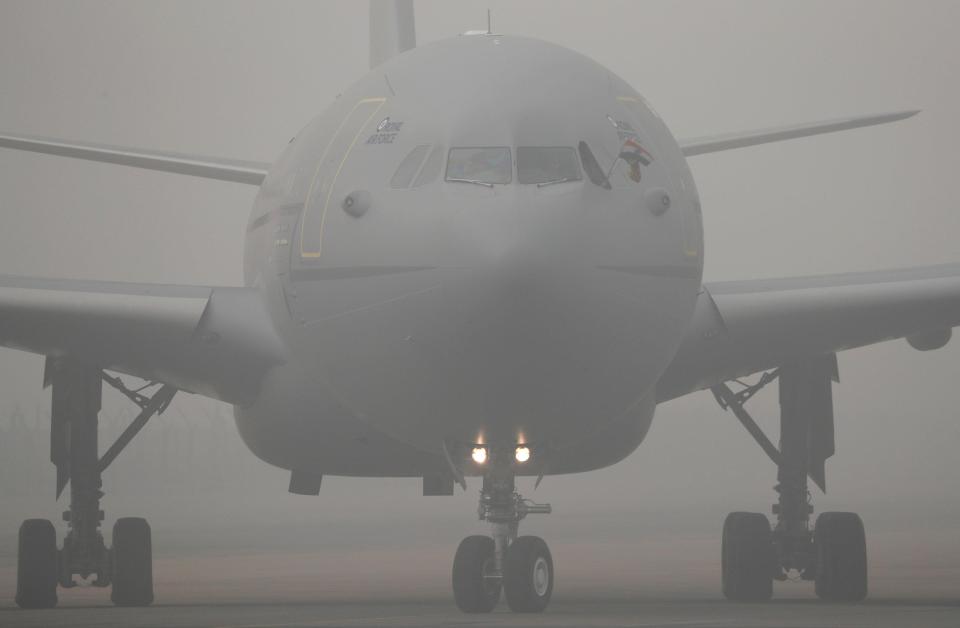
[503,536,554,612]
[452,535,501,613]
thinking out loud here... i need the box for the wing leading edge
[0,275,286,404]
[0,132,269,185]
[679,110,919,157]
[657,263,960,402]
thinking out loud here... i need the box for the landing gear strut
[452,447,552,613]
[713,355,867,602]
[15,358,175,609]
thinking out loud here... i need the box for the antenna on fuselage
[462,9,497,37]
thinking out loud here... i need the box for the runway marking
[624,621,734,627]
[217,615,735,628]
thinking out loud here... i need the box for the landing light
[515,446,531,463]
[471,446,488,465]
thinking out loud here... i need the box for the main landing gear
[451,445,553,613]
[713,355,867,602]
[15,358,175,609]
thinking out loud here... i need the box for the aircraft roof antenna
[462,9,495,37]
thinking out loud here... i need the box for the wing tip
[681,108,924,157]
[883,108,921,121]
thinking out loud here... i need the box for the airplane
[1,0,958,614]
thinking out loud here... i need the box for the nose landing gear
[452,453,553,613]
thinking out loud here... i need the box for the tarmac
[2,537,959,628]
[2,596,960,628]
[1,513,958,627]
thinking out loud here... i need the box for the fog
[0,0,958,602]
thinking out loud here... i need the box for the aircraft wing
[678,110,919,157]
[0,275,286,404]
[0,132,269,185]
[657,263,960,402]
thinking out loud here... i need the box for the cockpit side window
[390,144,431,188]
[446,147,512,185]
[578,141,611,189]
[412,145,443,187]
[517,147,582,185]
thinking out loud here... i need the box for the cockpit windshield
[517,147,581,185]
[445,147,512,185]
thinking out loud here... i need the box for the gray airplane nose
[448,201,573,319]
[477,244,544,301]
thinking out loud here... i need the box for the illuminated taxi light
[471,446,488,464]
[514,446,531,463]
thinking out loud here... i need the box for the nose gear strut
[478,469,552,578]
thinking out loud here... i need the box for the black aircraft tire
[452,535,500,613]
[721,512,774,602]
[15,519,58,609]
[111,517,154,607]
[814,512,867,602]
[503,536,553,613]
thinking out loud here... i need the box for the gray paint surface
[0,0,959,605]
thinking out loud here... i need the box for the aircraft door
[295,97,387,261]
[284,97,388,323]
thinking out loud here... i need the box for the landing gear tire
[111,517,154,607]
[722,512,774,602]
[452,535,501,613]
[814,512,867,602]
[15,519,58,609]
[503,535,553,613]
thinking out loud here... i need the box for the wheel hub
[532,556,550,597]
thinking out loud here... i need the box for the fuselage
[235,34,704,477]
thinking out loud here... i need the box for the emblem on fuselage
[619,137,654,183]
[607,114,654,183]
[366,117,405,144]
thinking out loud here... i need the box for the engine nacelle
[906,328,952,351]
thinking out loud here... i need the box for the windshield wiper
[536,177,572,188]
[447,177,494,188]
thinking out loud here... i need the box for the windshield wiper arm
[537,177,572,188]
[447,177,494,188]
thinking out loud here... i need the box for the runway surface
[1,506,958,627]
[2,597,960,628]
[2,528,959,628]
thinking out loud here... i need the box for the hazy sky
[0,0,958,596]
